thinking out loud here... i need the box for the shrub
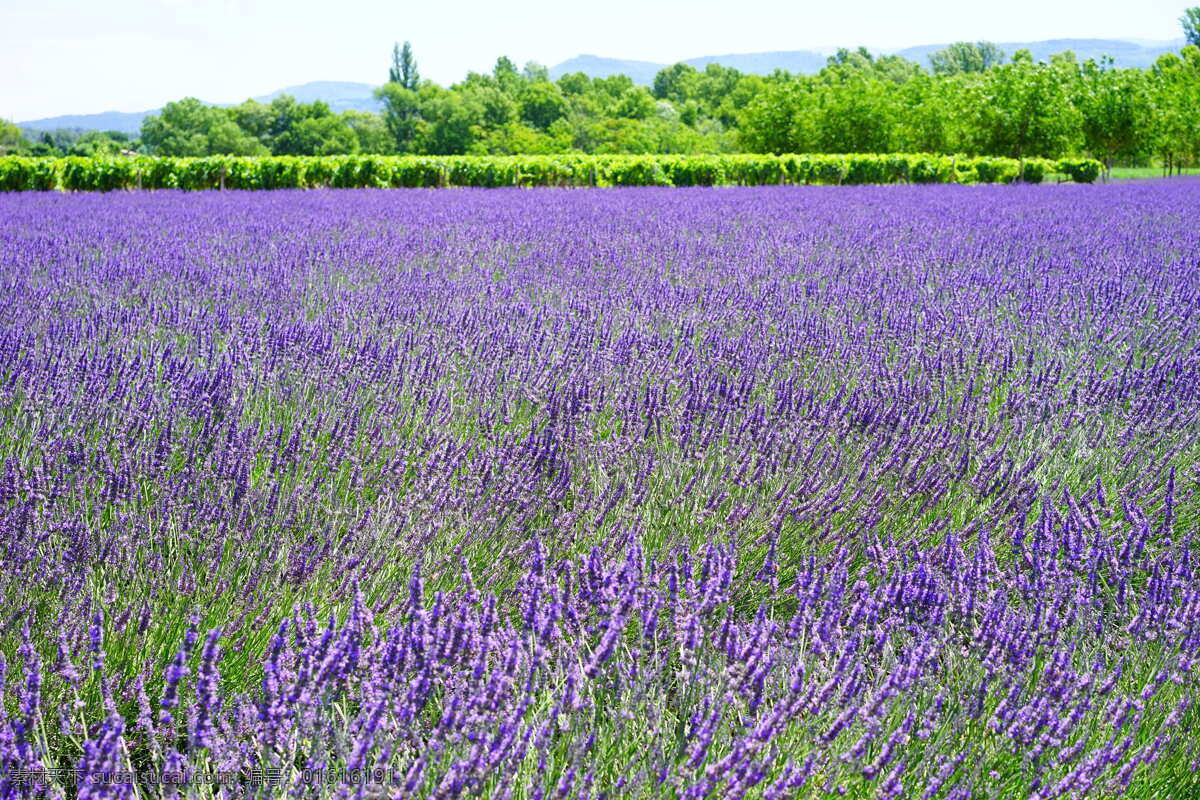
[0,154,1106,191]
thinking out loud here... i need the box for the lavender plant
[0,182,1197,799]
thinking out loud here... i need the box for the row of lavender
[0,184,1197,798]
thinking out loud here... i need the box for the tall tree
[389,41,420,90]
[969,56,1081,162]
[1074,58,1153,175]
[929,42,1006,75]
[1183,7,1200,46]
[375,84,424,153]
[0,119,30,155]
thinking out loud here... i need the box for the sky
[1,0,1191,121]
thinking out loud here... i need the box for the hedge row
[0,154,1103,192]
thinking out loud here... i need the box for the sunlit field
[0,182,1197,799]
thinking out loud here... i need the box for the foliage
[0,153,1100,192]
[141,98,266,157]
[37,38,1200,168]
[1183,7,1200,47]
[1149,46,1200,173]
[1073,59,1154,174]
[0,119,31,156]
[389,40,420,89]
[965,53,1082,160]
[928,41,1006,74]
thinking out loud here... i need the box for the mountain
[549,38,1184,85]
[894,38,1185,70]
[549,51,829,84]
[685,50,829,75]
[18,110,153,136]
[549,55,668,85]
[18,81,381,136]
[251,81,380,113]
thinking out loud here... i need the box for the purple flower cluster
[0,183,1197,798]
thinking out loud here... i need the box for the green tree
[342,111,392,154]
[1182,7,1200,47]
[285,116,359,155]
[472,85,518,129]
[713,74,765,128]
[375,83,424,153]
[520,81,567,130]
[1074,58,1154,175]
[389,41,420,90]
[738,78,816,153]
[1150,46,1200,172]
[614,86,657,120]
[968,57,1081,162]
[492,57,522,96]
[67,130,128,157]
[141,98,265,156]
[229,100,275,148]
[418,85,486,154]
[652,63,701,104]
[930,41,1006,75]
[266,98,351,155]
[556,72,592,97]
[472,122,570,154]
[0,119,30,155]
[813,77,896,152]
[522,62,550,82]
[893,73,961,153]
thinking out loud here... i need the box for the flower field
[0,182,1197,799]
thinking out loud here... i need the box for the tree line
[4,10,1199,171]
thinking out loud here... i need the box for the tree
[67,130,127,157]
[522,62,550,82]
[284,116,359,155]
[812,76,896,152]
[652,63,701,104]
[737,78,816,154]
[0,119,30,155]
[342,111,392,154]
[929,41,1006,75]
[390,42,420,90]
[140,98,265,156]
[969,58,1081,162]
[1074,59,1154,175]
[375,83,424,153]
[520,81,567,130]
[1183,7,1200,47]
[229,100,275,148]
[492,57,522,96]
[1150,46,1200,173]
[614,87,657,120]
[893,73,959,153]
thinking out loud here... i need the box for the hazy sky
[2,0,1191,121]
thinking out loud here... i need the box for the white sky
[1,0,1191,121]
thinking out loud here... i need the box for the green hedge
[0,154,1103,192]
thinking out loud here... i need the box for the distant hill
[549,55,668,85]
[16,38,1188,134]
[18,81,381,136]
[549,51,829,83]
[251,81,380,113]
[894,38,1185,70]
[550,38,1184,85]
[18,110,153,136]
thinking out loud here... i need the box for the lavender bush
[0,182,1197,799]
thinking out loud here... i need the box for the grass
[1107,166,1200,180]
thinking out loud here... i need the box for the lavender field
[0,182,1198,799]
